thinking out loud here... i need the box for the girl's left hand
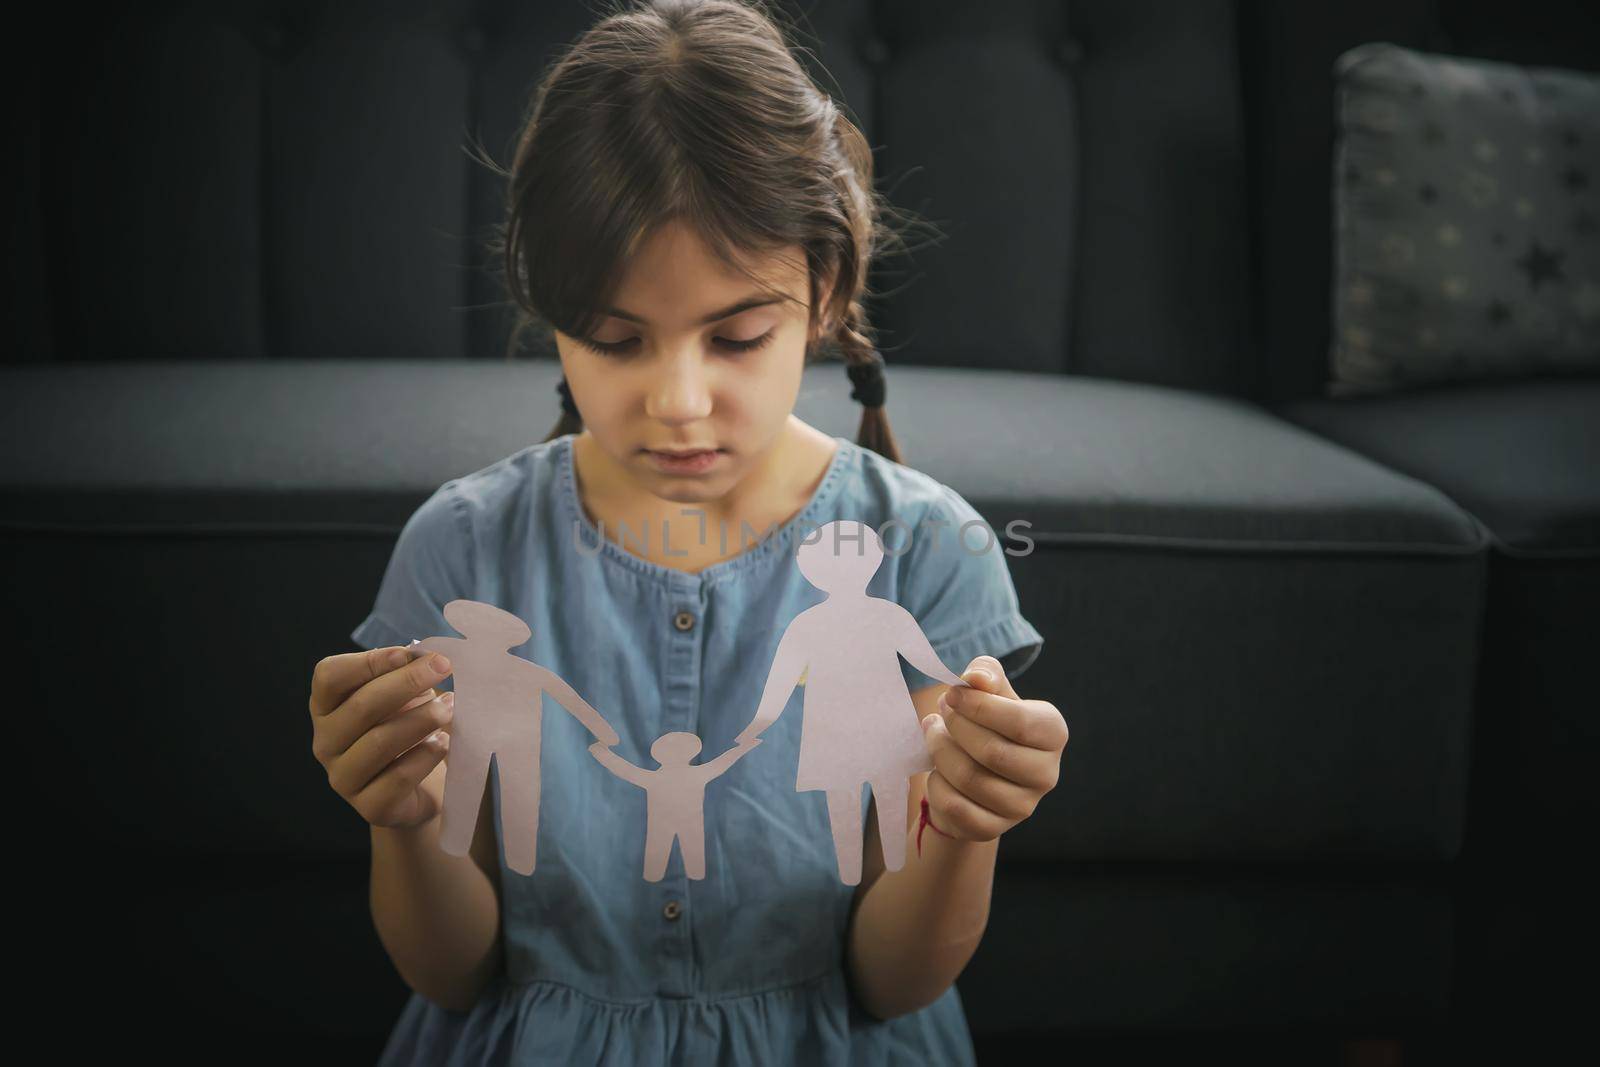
[920,655,1068,842]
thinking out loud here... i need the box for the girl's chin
[643,465,735,497]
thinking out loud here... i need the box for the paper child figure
[588,734,760,881]
[734,519,970,885]
[410,598,619,876]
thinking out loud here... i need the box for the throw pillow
[1329,42,1599,396]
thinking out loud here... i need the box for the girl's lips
[644,448,724,475]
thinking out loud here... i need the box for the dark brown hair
[476,0,938,464]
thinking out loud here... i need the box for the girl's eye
[576,336,637,356]
[717,331,776,353]
[576,331,776,357]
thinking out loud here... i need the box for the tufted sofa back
[12,1,1597,403]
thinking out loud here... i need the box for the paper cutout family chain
[404,519,972,886]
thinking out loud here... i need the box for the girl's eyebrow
[603,295,784,327]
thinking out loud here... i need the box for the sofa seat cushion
[1276,373,1600,557]
[794,364,1488,553]
[4,359,1490,555]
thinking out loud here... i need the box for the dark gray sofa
[5,0,1595,1057]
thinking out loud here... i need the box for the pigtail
[508,317,583,444]
[543,367,584,443]
[535,384,581,442]
[832,299,902,465]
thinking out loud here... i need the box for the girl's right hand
[309,646,457,830]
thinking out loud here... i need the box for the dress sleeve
[350,480,475,661]
[896,483,1044,691]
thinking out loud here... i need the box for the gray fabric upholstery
[19,0,1256,395]
[1278,374,1600,555]
[2,359,1490,555]
[794,366,1487,552]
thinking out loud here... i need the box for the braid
[544,408,584,443]
[832,298,902,464]
[511,318,582,444]
[543,373,583,442]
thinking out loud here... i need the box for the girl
[306,1,1067,1062]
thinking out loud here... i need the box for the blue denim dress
[351,432,1043,1065]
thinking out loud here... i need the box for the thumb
[962,655,1017,700]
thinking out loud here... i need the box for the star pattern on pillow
[1329,43,1599,395]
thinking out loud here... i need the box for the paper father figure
[588,734,761,881]
[409,599,620,875]
[735,519,971,884]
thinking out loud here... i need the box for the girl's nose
[645,352,714,424]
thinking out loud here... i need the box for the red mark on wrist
[916,795,955,857]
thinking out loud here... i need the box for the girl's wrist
[915,796,958,857]
[371,809,443,857]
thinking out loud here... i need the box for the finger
[922,714,1038,821]
[310,646,412,717]
[351,729,449,827]
[940,701,1061,792]
[329,691,455,799]
[925,767,1011,841]
[943,684,1066,752]
[333,693,454,800]
[329,649,455,756]
[316,682,440,766]
[398,687,440,713]
[961,655,1018,701]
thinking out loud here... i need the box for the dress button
[662,900,682,921]
[673,610,695,632]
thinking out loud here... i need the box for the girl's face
[554,220,829,507]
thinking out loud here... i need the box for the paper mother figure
[587,734,761,881]
[734,519,971,884]
[408,599,620,875]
